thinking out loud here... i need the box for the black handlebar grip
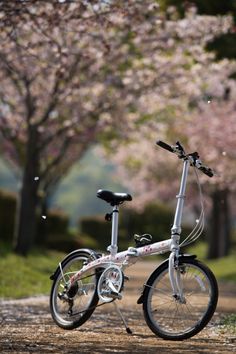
[156,140,174,153]
[199,166,214,178]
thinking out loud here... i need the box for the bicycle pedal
[101,290,122,300]
[134,233,152,248]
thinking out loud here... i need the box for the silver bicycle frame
[68,159,190,298]
[171,159,190,241]
[169,159,190,297]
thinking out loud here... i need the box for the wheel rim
[52,256,97,326]
[147,263,214,336]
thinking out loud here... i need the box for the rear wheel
[50,250,99,330]
[142,258,218,340]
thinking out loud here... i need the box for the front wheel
[50,250,99,330]
[142,258,218,340]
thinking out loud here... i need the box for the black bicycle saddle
[97,189,132,206]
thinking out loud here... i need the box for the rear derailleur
[58,282,79,316]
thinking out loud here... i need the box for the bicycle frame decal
[69,239,172,285]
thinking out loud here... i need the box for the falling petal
[42,215,47,220]
[196,219,199,223]
[34,176,39,181]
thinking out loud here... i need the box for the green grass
[0,241,235,299]
[218,314,236,334]
[0,244,64,299]
[206,255,236,282]
[185,242,236,282]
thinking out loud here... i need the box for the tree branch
[0,53,25,96]
[39,137,71,181]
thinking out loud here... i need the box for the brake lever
[193,158,214,177]
[173,141,186,159]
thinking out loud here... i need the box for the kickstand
[113,302,132,335]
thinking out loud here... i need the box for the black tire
[50,250,99,330]
[142,258,218,340]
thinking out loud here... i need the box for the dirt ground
[0,261,235,354]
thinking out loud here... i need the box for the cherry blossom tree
[0,1,233,254]
[106,6,236,259]
[0,0,131,254]
[111,75,236,259]
[183,85,236,258]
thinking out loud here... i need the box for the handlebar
[156,140,174,153]
[156,140,214,178]
[194,161,214,178]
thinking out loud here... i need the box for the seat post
[107,205,119,257]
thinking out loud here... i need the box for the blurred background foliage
[160,0,236,59]
[0,147,235,255]
[0,148,178,251]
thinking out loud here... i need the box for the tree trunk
[36,194,50,246]
[207,188,231,259]
[14,126,40,256]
